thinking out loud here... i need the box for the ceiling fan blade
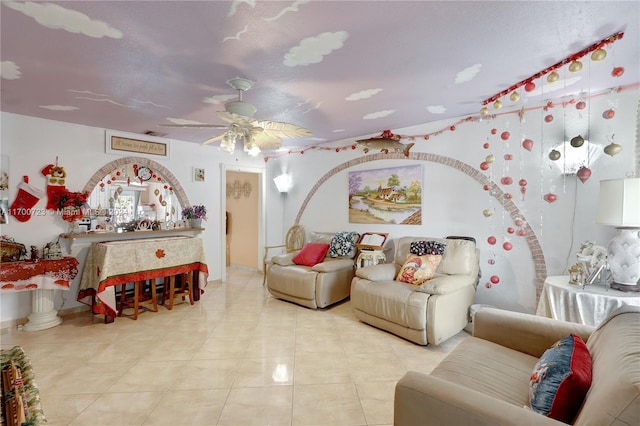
[202,133,226,145]
[159,123,227,129]
[217,110,255,125]
[251,131,282,150]
[257,120,312,138]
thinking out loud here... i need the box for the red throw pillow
[529,334,592,424]
[292,243,330,266]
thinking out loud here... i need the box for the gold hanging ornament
[493,99,503,110]
[509,91,520,102]
[570,135,585,148]
[548,150,561,161]
[591,48,607,61]
[569,60,583,72]
[547,71,560,83]
[604,142,622,156]
[480,107,489,116]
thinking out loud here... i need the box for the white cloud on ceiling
[223,26,248,43]
[284,31,349,67]
[525,76,581,97]
[3,1,123,39]
[0,61,21,80]
[346,89,382,101]
[427,105,446,114]
[228,0,256,17]
[363,110,395,120]
[264,0,310,22]
[332,129,345,133]
[204,94,237,105]
[166,118,207,125]
[39,105,78,111]
[455,64,482,83]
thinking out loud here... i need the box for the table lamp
[596,178,640,291]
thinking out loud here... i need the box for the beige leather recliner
[351,236,480,345]
[267,231,357,309]
[395,306,640,425]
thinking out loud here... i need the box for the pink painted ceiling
[1,1,638,152]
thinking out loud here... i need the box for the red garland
[482,32,624,105]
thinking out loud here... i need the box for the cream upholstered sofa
[267,231,358,309]
[351,236,480,345]
[395,306,640,425]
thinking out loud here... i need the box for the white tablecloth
[536,275,640,326]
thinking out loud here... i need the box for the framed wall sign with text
[105,130,170,160]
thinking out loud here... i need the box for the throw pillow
[329,231,360,258]
[396,253,442,285]
[529,334,592,424]
[292,243,330,267]
[410,240,446,256]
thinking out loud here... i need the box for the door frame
[220,164,265,283]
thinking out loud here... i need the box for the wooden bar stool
[117,280,158,320]
[161,272,193,310]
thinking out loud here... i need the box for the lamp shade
[596,178,640,227]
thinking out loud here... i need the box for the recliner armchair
[266,231,358,309]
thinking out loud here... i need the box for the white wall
[265,88,640,314]
[0,112,264,324]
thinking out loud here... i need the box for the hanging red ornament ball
[480,162,490,171]
[524,81,536,92]
[351,145,356,150]
[500,176,513,185]
[488,258,495,265]
[522,139,534,151]
[577,166,592,183]
[450,126,456,131]
[576,101,586,110]
[507,227,515,234]
[335,148,340,152]
[107,180,112,185]
[490,275,500,284]
[543,193,557,203]
[504,193,513,199]
[503,242,513,251]
[483,184,490,191]
[515,219,524,227]
[602,109,615,119]
[504,154,513,161]
[485,282,492,289]
[487,236,497,245]
[169,187,173,191]
[483,143,490,149]
[519,179,527,187]
[424,135,429,140]
[116,171,121,176]
[300,151,304,154]
[517,229,527,236]
[611,66,625,77]
[500,131,510,140]
[491,128,497,135]
[544,114,553,122]
[163,185,168,189]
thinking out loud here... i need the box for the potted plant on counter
[182,204,207,228]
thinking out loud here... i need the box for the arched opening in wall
[292,152,547,304]
[81,156,190,227]
[220,165,265,283]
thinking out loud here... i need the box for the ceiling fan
[163,78,312,156]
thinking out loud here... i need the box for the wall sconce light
[273,174,293,193]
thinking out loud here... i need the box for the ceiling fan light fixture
[219,132,236,153]
[244,136,261,156]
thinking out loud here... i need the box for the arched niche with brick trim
[293,152,548,303]
[81,156,191,216]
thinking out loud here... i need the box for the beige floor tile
[108,360,185,392]
[295,333,345,356]
[347,351,407,383]
[217,386,293,426]
[340,331,392,354]
[143,389,229,425]
[294,353,352,385]
[171,358,239,390]
[193,336,250,360]
[356,381,397,425]
[292,383,367,426]
[233,356,294,387]
[245,334,295,358]
[69,391,163,425]
[39,393,100,425]
[35,362,130,395]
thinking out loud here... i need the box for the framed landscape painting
[348,164,422,225]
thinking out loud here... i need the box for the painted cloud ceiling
[1,1,638,151]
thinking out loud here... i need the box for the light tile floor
[1,268,469,425]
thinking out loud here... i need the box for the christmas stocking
[10,176,44,222]
[41,163,67,210]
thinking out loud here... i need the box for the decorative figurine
[569,263,585,285]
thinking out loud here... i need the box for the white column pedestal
[23,289,62,332]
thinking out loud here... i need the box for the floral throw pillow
[396,253,442,285]
[410,240,446,256]
[529,334,592,424]
[329,232,360,258]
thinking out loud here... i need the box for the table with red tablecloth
[78,236,208,322]
[0,257,79,292]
